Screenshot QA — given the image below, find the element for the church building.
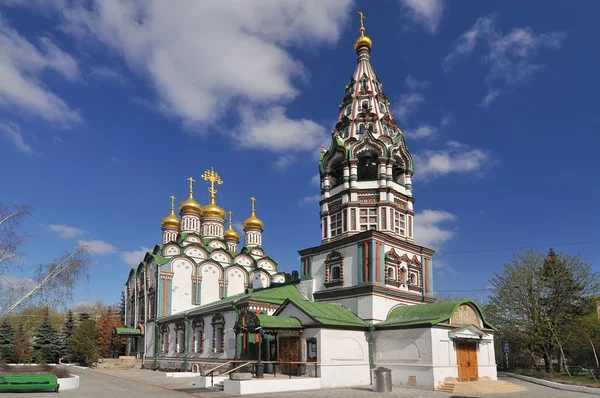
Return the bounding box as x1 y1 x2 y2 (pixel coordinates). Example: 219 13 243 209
122 13 497 391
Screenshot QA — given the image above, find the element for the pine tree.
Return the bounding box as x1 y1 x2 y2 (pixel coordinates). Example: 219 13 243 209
0 320 15 363
33 315 61 364
60 310 76 361
78 312 90 322
13 321 31 364
70 319 99 367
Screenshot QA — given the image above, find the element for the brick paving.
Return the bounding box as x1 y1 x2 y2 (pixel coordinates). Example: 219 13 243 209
0 367 595 398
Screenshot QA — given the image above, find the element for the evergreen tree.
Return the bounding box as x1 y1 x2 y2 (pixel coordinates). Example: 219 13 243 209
0 320 15 363
70 319 99 367
13 321 31 364
119 292 126 325
78 312 90 322
33 315 61 363
60 310 76 362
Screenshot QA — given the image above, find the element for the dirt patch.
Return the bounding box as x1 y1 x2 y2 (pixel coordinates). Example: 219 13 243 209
0 364 72 378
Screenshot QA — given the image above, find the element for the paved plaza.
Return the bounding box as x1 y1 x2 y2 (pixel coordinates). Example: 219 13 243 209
0 367 595 398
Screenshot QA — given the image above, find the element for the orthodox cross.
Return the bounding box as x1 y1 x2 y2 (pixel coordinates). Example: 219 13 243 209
250 196 257 212
358 11 366 32
201 167 223 199
187 177 195 193
169 195 176 211
227 210 233 227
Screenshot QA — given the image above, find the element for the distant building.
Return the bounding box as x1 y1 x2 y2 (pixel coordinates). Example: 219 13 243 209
123 13 496 391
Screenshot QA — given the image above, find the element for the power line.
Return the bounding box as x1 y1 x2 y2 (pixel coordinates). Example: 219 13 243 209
436 239 600 256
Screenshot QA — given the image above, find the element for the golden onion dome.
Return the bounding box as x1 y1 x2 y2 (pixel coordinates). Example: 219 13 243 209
161 208 180 229
179 193 202 215
202 198 226 219
224 211 240 243
243 197 263 231
354 11 372 52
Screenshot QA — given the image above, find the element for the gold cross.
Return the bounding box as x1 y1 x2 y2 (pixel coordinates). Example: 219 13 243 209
358 11 366 32
201 167 223 199
227 210 233 227
250 196 256 212
187 177 195 193
169 195 176 211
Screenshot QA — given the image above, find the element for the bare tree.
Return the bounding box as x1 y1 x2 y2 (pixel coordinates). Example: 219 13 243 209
0 203 33 279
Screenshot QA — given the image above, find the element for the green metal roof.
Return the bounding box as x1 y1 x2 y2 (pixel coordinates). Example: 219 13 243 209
256 314 302 329
115 327 143 336
285 299 368 327
377 299 495 329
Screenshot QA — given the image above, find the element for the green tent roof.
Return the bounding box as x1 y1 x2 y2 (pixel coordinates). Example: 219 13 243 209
377 299 495 329
115 327 143 336
256 314 302 329
283 299 368 327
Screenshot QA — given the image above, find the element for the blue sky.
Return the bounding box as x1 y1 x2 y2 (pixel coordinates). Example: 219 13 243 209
1 0 599 307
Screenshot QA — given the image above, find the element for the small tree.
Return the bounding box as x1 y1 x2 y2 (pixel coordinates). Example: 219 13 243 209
97 311 125 358
13 321 31 364
70 319 99 367
32 311 61 364
0 319 15 363
60 310 76 361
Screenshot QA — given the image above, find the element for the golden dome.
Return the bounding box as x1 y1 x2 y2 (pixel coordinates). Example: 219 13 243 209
179 193 202 215
354 11 372 52
202 198 226 219
224 211 240 243
162 196 181 229
243 197 263 231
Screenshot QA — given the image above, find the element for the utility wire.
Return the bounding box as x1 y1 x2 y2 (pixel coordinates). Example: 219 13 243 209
436 239 600 256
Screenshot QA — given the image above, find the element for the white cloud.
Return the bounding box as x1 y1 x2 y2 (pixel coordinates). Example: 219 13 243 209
405 75 429 91
121 247 151 266
233 221 244 235
48 224 86 238
78 240 116 254
440 113 452 126
393 93 425 120
414 141 492 180
57 0 351 152
273 154 297 170
0 122 33 154
0 15 82 126
310 174 321 187
414 209 457 248
298 194 321 206
403 124 437 140
91 66 126 84
400 0 444 34
444 14 566 105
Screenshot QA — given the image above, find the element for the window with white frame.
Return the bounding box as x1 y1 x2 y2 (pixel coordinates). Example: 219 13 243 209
359 209 378 231
330 212 342 237
394 211 406 236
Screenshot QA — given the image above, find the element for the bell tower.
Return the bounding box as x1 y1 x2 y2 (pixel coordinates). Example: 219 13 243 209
298 11 436 323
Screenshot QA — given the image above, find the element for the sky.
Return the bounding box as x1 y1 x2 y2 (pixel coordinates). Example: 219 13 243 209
1 0 599 308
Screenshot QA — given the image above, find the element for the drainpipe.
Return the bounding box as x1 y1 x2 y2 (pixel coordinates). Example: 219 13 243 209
184 313 190 371
232 301 241 361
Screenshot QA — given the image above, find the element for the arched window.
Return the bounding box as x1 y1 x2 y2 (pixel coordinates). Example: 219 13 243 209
386 266 395 280
192 318 204 354
325 250 344 287
409 273 416 285
357 156 378 180
160 324 169 354
175 322 185 353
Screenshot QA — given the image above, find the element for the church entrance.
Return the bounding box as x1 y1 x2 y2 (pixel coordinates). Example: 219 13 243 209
457 341 478 382
279 337 300 375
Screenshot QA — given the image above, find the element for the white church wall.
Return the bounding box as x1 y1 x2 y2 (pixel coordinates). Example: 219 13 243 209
200 263 221 305
371 296 418 324
310 244 359 292
250 271 269 289
431 327 458 387
226 267 246 296
145 321 155 358
171 258 194 314
477 337 497 381
319 329 371 388
374 327 435 389
276 304 314 325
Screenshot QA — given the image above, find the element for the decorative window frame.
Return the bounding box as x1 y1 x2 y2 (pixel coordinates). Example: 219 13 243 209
359 208 378 231
324 250 344 288
211 314 225 354
192 318 204 354
330 212 343 237
147 287 155 320
174 321 185 354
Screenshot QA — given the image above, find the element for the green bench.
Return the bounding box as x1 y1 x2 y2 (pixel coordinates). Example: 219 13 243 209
0 374 59 392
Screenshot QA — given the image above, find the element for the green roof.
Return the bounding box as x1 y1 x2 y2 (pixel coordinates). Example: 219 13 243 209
115 327 143 336
188 284 305 314
377 299 495 329
284 299 368 327
256 314 302 329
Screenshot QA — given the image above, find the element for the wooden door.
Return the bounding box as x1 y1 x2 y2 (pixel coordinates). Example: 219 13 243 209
279 337 300 375
457 341 478 382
